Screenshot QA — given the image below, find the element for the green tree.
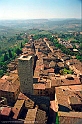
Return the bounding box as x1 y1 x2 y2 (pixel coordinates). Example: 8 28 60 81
15 48 22 56
8 49 12 58
0 70 4 77
16 35 23 40
76 55 82 62
79 43 82 50
20 42 23 48
56 113 59 124
24 39 27 43
60 68 73 75
3 52 8 61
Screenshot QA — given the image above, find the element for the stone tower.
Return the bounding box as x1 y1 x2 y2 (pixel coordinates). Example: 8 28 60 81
18 55 33 95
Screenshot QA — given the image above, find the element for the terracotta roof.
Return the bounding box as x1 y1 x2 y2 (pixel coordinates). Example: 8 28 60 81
0 107 11 116
49 61 56 68
7 63 16 68
18 92 34 109
43 38 48 41
36 109 47 123
1 75 9 80
55 85 82 112
68 85 82 91
0 79 7 83
0 79 20 92
66 59 82 74
25 107 37 122
6 73 19 83
41 70 48 76
50 100 58 112
51 79 62 87
47 68 54 73
45 81 51 89
12 100 24 119
58 111 82 118
35 64 44 70
57 62 64 68
69 96 82 105
61 77 81 85
18 92 29 100
51 77 81 87
34 71 40 77
33 83 45 90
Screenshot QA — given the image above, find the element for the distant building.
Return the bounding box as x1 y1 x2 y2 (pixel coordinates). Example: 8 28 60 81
18 55 33 95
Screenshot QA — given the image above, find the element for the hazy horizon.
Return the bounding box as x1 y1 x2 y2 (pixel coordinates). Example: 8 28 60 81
0 18 81 21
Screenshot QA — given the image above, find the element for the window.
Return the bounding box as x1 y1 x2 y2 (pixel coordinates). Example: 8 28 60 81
46 91 48 94
28 99 30 102
38 91 39 94
40 90 42 95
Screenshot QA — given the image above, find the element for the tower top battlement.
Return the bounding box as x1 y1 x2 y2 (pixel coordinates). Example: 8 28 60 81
18 55 32 61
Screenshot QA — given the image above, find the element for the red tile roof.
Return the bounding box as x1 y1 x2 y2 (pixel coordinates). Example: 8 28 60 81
0 107 11 116
18 92 29 100
0 79 20 92
55 85 82 111
33 83 45 90
51 77 81 87
12 100 24 119
58 111 82 118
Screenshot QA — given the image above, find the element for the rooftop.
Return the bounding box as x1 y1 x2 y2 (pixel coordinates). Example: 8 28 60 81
51 77 81 87
18 92 34 109
12 100 25 119
55 85 82 112
50 100 58 112
33 83 45 90
1 75 9 80
18 55 32 61
66 59 82 74
36 109 47 123
58 111 82 118
25 107 37 122
69 96 82 105
0 107 11 116
0 79 20 92
18 92 29 100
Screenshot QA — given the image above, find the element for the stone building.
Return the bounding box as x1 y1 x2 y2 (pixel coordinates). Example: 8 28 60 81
0 79 20 104
18 55 33 95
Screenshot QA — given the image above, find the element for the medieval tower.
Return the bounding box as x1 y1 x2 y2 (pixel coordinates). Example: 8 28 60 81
18 55 33 95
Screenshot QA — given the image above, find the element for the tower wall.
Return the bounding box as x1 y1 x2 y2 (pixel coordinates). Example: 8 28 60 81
18 55 33 95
